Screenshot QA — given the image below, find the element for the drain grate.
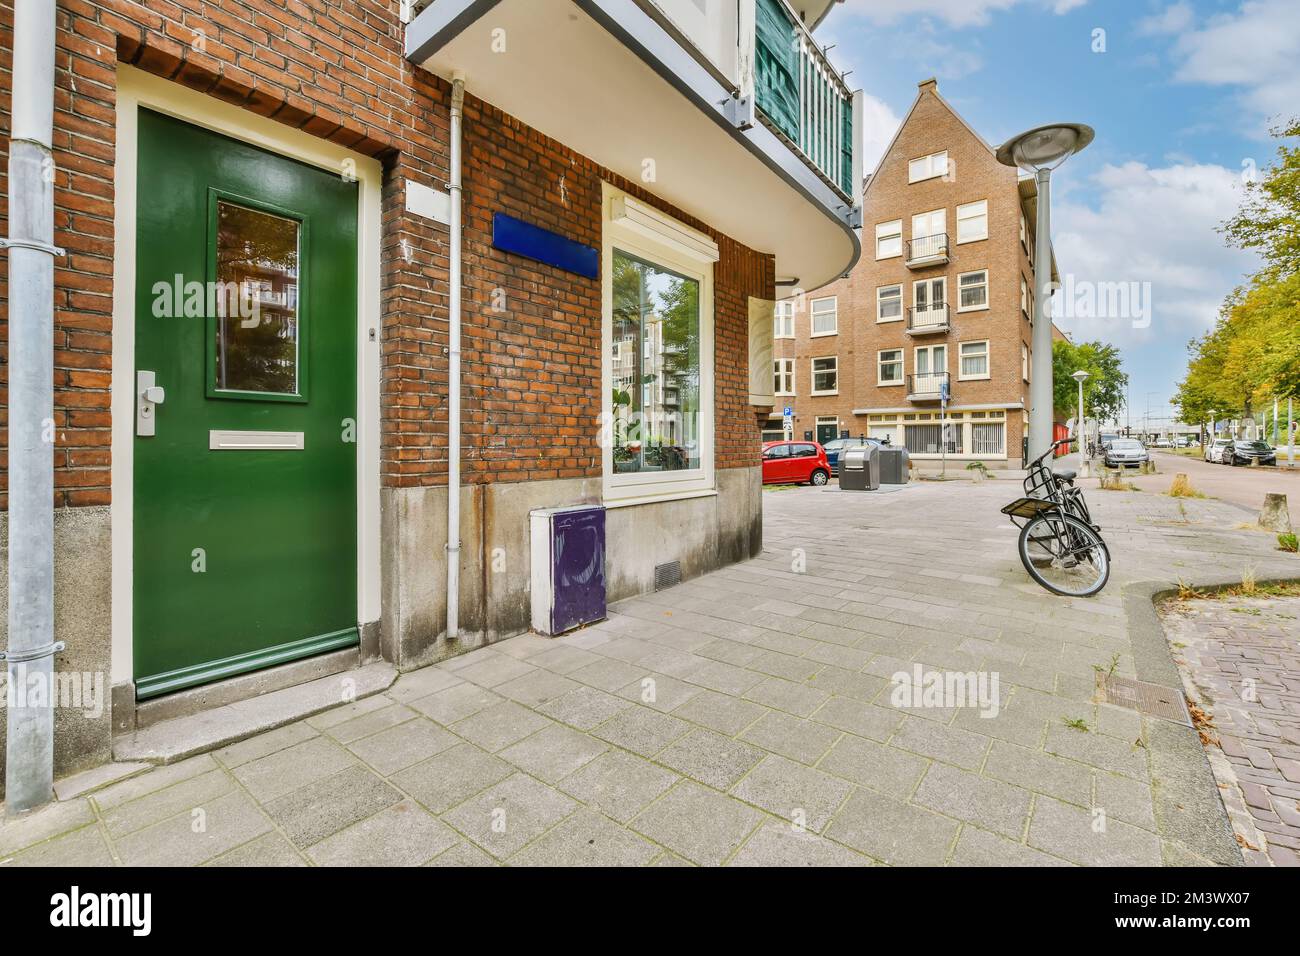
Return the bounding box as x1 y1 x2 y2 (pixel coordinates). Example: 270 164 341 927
1097 674 1191 725
654 560 681 591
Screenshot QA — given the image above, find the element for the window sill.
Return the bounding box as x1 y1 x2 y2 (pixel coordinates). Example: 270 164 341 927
603 488 719 510
810 330 838 338
875 252 902 261
958 375 991 382
877 316 903 324
956 304 989 314
878 381 904 388
810 390 839 397
955 236 988 245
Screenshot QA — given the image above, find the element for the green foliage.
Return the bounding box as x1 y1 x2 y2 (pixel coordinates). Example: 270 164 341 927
1279 532 1299 554
1052 339 1128 422
1178 119 1300 420
1221 117 1300 280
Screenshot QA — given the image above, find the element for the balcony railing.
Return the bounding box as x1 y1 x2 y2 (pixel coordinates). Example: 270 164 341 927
906 304 949 335
905 232 949 267
907 371 949 401
750 0 856 199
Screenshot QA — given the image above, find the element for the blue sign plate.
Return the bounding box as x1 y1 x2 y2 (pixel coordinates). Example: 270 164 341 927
492 212 599 279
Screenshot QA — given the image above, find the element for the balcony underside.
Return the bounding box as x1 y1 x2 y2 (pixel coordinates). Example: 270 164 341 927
406 0 859 291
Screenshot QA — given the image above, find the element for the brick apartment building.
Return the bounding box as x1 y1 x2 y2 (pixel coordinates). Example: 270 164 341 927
0 0 863 794
769 78 1059 470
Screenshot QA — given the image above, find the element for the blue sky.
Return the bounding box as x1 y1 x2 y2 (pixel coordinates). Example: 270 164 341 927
820 0 1297 428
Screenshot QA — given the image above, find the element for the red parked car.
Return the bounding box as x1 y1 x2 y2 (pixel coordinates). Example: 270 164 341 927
761 440 831 486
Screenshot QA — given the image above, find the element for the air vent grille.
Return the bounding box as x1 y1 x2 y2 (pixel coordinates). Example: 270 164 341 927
654 560 682 591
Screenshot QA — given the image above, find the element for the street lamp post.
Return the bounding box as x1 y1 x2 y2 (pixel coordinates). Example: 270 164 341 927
1072 369 1089 476
997 123 1094 462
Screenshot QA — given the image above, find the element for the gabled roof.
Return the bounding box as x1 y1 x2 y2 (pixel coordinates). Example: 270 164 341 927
861 77 996 204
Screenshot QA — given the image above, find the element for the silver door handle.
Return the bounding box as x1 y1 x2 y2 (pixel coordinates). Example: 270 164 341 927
137 371 164 437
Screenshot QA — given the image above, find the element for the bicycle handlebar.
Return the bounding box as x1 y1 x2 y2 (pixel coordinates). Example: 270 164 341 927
1027 435 1076 469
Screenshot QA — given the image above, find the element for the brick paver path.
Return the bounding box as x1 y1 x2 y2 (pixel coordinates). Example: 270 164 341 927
1163 595 1300 866
3 476 1297 866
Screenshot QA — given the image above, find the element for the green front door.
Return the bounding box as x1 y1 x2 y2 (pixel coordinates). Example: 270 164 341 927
816 421 838 445
133 110 359 699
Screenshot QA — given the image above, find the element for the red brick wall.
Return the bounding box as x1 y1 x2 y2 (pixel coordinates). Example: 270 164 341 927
0 0 772 507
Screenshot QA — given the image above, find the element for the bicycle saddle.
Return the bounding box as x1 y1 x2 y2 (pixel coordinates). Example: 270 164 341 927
1052 469 1077 482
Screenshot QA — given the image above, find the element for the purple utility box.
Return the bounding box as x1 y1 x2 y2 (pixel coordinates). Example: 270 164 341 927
529 505 607 636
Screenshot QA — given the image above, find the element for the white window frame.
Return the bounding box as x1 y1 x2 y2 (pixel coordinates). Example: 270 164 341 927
601 183 717 505
1022 343 1029 382
1019 211 1027 249
958 340 991 381
811 356 838 395
912 208 946 242
774 357 795 396
877 284 903 323
913 276 946 312
956 200 987 244
878 348 904 386
914 344 947 376
1021 276 1028 316
908 150 948 184
957 269 988 313
810 296 838 337
875 219 902 260
774 299 795 339
971 420 1007 457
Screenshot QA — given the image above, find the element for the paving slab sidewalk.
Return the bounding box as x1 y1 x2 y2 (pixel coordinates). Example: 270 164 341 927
3 478 1294 866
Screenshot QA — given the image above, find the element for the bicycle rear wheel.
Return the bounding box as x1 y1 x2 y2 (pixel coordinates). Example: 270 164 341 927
1018 511 1110 597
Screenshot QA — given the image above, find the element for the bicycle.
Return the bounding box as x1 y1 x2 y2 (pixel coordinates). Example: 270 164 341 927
1001 436 1110 597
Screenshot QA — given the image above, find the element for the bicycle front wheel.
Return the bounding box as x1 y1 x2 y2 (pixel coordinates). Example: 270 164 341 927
1018 511 1110 597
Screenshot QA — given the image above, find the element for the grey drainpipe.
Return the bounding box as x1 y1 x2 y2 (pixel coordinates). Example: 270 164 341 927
446 73 465 640
3 0 62 812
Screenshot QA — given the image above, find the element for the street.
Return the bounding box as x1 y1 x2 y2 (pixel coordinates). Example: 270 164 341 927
1124 451 1300 520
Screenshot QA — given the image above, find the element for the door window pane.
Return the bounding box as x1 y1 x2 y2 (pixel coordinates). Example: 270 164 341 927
611 250 701 474
214 201 301 395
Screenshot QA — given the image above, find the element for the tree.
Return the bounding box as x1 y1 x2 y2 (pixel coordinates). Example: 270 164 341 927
1221 118 1300 280
1052 339 1128 424
1175 118 1300 431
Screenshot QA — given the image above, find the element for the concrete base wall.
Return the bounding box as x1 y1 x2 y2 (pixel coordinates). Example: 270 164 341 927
0 507 114 800
380 466 763 670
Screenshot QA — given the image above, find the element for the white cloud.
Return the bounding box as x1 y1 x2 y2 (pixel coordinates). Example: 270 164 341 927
1164 0 1300 130
1051 162 1257 348
860 93 903 173
1136 2 1193 36
831 0 1082 27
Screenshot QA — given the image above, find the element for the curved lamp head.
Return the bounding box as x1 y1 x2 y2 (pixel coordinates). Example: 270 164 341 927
1071 369 1090 384
996 123 1095 173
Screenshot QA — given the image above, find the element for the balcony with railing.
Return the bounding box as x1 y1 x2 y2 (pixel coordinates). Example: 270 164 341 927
906 304 949 335
907 371 949 402
404 0 863 291
906 232 950 268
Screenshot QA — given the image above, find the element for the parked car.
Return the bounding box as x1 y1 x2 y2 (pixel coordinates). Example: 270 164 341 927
1204 437 1233 463
822 436 885 477
1104 438 1149 468
1223 439 1277 467
1097 433 1120 451
761 441 831 486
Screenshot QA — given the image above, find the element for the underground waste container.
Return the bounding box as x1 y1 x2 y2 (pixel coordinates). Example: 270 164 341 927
840 445 881 490
877 447 910 484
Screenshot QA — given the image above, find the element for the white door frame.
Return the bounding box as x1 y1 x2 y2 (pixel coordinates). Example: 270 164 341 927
110 66 383 686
